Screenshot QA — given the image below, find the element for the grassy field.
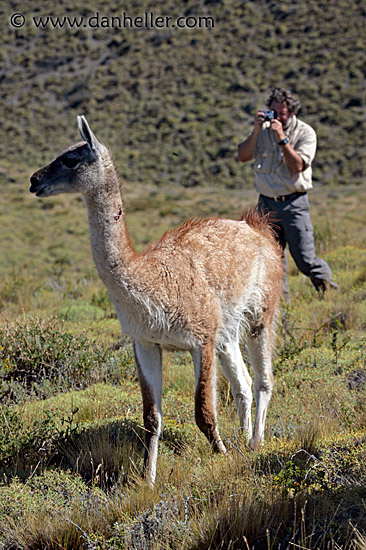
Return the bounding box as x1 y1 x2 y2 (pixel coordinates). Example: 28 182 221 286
1 0 366 547
1 178 366 548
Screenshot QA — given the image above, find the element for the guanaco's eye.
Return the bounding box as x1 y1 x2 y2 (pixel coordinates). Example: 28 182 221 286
62 156 79 168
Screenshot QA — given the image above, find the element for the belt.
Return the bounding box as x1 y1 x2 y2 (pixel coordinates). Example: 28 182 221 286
261 191 307 203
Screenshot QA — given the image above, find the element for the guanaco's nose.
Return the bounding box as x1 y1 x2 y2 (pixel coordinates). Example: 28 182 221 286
30 165 49 188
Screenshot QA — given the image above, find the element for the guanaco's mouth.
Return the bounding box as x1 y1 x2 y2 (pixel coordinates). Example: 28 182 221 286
29 174 54 197
29 181 50 197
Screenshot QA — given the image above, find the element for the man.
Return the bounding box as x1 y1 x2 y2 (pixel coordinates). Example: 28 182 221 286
237 87 337 301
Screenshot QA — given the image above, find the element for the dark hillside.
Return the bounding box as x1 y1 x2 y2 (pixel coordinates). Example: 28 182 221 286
1 0 365 190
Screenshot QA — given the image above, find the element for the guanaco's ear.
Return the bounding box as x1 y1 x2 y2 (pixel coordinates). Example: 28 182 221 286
77 115 103 156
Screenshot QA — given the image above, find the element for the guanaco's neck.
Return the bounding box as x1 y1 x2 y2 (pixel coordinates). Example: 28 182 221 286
83 160 136 287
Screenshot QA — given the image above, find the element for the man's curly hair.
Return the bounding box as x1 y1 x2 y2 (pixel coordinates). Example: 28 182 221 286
265 87 301 115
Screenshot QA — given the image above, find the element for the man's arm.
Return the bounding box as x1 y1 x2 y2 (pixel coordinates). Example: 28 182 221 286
237 111 264 162
270 119 304 174
280 141 305 174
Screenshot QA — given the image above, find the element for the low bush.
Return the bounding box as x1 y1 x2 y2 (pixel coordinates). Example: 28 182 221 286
0 317 135 403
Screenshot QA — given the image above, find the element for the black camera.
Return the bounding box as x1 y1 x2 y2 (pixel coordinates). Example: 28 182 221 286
262 110 276 122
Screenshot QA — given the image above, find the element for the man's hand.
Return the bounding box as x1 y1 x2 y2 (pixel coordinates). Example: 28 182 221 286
254 111 266 132
269 118 286 142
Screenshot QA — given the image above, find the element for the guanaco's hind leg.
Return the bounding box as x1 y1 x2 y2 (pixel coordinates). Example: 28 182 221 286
191 341 226 453
133 341 163 486
217 340 253 439
246 327 274 450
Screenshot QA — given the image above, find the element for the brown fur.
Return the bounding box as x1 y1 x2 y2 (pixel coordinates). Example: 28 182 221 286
239 205 279 244
194 339 223 452
146 217 220 253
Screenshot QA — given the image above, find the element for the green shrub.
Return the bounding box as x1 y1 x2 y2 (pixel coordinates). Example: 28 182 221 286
0 317 135 403
0 406 58 477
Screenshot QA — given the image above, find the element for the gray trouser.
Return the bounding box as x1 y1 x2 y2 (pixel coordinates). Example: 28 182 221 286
258 193 335 300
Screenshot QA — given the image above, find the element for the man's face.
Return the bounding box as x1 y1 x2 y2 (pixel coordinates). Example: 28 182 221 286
270 101 291 127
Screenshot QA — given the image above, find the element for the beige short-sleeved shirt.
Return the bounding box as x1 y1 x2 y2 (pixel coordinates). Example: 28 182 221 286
253 116 317 197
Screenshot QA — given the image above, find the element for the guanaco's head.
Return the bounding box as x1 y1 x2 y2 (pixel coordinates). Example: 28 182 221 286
30 116 108 197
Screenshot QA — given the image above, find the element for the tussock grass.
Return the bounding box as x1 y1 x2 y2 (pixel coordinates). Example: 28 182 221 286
55 419 146 488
